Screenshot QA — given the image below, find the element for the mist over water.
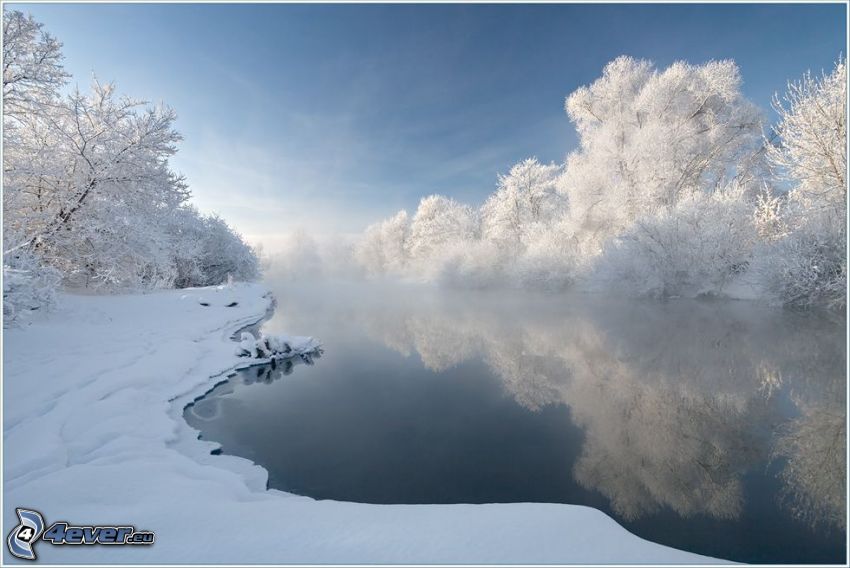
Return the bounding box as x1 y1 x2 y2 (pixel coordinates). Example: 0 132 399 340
186 278 846 563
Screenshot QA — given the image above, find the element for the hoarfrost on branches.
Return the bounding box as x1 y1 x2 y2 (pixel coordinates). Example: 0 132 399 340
3 10 261 316
347 56 845 308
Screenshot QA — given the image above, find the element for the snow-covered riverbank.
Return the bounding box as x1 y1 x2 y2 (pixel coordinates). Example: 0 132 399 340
4 284 724 564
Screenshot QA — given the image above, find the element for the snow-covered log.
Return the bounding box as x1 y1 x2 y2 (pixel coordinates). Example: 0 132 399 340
235 331 321 361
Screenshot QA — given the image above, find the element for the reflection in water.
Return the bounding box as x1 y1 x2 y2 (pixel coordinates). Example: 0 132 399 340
775 384 846 530
186 352 320 421
340 290 845 531
189 282 846 563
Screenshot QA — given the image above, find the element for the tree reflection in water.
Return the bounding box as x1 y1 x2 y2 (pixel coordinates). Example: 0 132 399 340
271 287 845 530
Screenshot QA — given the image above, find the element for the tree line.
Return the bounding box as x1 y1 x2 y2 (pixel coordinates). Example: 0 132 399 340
354 55 846 308
3 11 260 323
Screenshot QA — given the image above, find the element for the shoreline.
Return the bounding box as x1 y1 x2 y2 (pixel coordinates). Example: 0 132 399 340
3 283 724 564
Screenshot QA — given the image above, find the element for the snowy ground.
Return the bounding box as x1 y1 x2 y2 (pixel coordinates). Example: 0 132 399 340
3 283 725 564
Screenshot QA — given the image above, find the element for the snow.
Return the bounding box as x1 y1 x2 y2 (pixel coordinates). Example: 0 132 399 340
235 330 321 362
4 283 725 564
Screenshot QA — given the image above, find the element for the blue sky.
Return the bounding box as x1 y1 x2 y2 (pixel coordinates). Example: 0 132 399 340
13 3 847 246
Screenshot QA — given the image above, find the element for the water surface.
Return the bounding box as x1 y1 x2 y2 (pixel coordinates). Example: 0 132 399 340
185 282 846 564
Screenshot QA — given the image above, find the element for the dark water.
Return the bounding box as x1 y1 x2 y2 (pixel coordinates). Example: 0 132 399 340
184 282 846 564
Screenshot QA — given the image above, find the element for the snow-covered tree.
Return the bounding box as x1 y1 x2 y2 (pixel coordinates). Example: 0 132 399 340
434 239 507 289
2 10 70 314
195 214 260 285
160 204 207 288
767 60 846 218
2 10 260 308
405 195 478 264
756 60 847 308
480 158 563 250
2 10 68 120
5 79 189 288
355 210 410 276
561 56 763 254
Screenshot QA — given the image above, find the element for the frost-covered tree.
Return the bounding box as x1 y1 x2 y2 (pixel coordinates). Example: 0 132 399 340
5 79 189 287
195 214 260 285
434 239 507 289
561 56 763 253
3 11 259 307
161 206 260 288
355 210 410 276
342 54 843 306
405 195 477 264
756 60 847 308
480 158 563 250
2 10 68 120
163 205 203 287
767 60 846 217
3 10 69 316
3 10 69 255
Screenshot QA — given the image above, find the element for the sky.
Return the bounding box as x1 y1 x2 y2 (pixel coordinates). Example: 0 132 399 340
12 3 847 248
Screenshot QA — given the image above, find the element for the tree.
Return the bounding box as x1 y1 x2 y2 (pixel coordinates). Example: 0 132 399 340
6 80 189 287
2 10 260 303
355 210 410 276
767 60 846 218
480 158 563 250
405 195 477 263
346 54 842 306
757 60 847 308
561 56 763 253
2 10 68 120
196 214 260 285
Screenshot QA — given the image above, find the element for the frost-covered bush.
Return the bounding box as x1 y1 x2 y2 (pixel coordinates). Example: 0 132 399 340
510 221 577 290
755 219 846 309
3 250 61 326
594 187 757 298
